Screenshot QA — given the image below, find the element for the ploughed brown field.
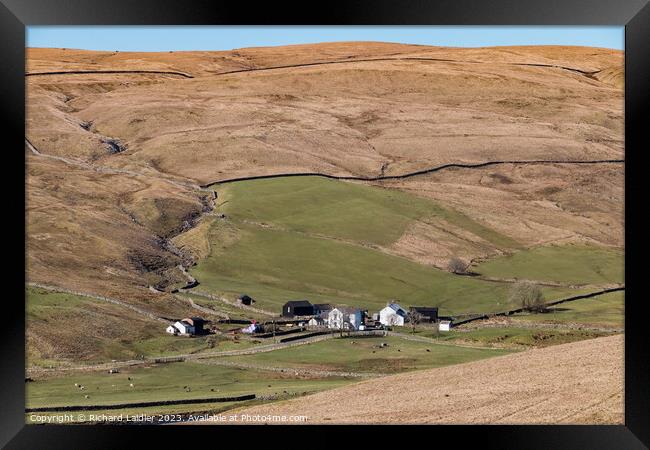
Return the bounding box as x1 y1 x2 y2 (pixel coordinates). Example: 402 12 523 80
232 334 624 424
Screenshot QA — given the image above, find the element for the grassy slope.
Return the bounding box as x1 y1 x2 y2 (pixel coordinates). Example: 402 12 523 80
433 327 615 348
26 287 254 366
510 291 624 327
191 177 570 315
219 177 519 248
475 244 624 285
224 336 510 373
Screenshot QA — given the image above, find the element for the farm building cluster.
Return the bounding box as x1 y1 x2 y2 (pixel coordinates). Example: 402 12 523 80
164 298 451 338
283 300 451 331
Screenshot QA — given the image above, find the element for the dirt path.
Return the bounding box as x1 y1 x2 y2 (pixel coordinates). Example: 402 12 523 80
172 293 229 320
232 334 624 424
182 288 278 317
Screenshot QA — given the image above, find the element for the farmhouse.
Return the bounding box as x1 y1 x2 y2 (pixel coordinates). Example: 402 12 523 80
327 307 363 330
379 303 408 326
282 300 314 317
166 317 206 336
409 306 439 323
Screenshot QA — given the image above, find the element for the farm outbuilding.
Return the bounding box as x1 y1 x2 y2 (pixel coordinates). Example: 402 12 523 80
439 320 452 332
409 306 439 323
313 303 333 315
308 316 326 328
282 300 315 317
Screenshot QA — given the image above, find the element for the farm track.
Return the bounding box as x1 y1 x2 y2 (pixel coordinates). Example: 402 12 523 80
26 329 481 377
26 332 340 376
181 288 278 317
172 293 230 320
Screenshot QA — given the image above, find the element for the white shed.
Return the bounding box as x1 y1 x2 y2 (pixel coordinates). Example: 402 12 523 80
439 320 452 332
308 316 325 328
379 303 408 327
166 325 178 335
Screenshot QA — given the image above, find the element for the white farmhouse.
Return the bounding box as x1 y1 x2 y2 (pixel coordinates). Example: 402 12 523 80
174 320 195 335
327 307 363 330
165 317 205 336
379 303 408 327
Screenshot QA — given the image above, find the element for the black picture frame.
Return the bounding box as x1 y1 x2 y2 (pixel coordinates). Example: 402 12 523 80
2 0 648 447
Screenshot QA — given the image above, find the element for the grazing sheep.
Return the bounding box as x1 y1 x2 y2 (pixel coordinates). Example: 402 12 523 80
74 383 78 387
84 395 89 399
80 386 85 390
129 383 134 388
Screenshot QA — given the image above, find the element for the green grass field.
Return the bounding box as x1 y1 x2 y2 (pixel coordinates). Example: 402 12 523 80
27 362 351 411
223 335 511 373
510 291 624 328
431 327 616 348
475 244 624 285
217 177 519 248
188 177 575 315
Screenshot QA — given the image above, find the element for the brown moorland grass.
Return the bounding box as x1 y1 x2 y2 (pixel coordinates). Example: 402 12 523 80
27 43 623 182
232 334 623 424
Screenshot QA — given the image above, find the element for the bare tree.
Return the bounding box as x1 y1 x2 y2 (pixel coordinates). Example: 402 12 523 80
447 257 467 274
407 310 424 333
509 281 546 312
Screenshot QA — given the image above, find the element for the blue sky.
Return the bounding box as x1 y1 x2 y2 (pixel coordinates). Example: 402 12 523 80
27 26 624 52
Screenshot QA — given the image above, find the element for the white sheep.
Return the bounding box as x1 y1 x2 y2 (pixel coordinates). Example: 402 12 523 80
129 383 134 388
